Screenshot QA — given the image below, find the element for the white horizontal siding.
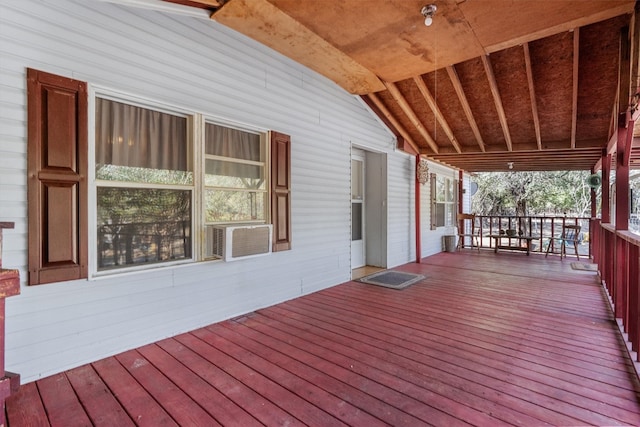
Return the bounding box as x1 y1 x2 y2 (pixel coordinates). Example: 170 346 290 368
0 0 440 382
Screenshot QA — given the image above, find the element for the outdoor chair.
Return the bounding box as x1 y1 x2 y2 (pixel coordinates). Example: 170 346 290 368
545 224 581 260
456 213 480 251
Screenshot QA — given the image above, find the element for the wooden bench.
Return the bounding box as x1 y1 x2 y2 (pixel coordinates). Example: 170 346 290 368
489 234 536 256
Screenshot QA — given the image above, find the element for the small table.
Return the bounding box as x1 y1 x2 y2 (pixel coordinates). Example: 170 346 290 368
489 234 537 255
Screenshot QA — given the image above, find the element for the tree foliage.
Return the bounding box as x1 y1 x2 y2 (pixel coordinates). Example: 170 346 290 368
471 171 598 217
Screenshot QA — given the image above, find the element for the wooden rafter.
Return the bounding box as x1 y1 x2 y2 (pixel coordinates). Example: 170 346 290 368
383 81 439 153
365 93 421 155
431 136 604 155
211 0 385 95
633 3 640 96
571 29 580 149
445 66 485 152
523 43 542 151
481 55 513 152
620 24 633 120
190 0 223 6
433 149 602 161
482 2 635 54
412 76 461 154
165 0 225 9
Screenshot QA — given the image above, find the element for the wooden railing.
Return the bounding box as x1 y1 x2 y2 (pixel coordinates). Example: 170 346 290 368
0 223 20 426
594 221 640 371
465 215 591 257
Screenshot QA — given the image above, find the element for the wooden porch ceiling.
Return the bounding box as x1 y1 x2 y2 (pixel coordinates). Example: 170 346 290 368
166 0 640 172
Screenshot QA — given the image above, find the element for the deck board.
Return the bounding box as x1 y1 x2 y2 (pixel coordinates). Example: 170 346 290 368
136 342 261 427
6 251 640 426
65 364 135 427
91 356 178 426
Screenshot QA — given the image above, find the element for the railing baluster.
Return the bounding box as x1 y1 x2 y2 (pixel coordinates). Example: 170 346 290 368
597 223 640 382
472 214 591 256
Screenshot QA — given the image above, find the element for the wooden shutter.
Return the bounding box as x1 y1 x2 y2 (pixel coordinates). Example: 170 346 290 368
27 69 88 285
270 131 291 251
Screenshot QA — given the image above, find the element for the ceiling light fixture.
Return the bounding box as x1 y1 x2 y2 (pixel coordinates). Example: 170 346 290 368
507 162 514 170
421 4 437 27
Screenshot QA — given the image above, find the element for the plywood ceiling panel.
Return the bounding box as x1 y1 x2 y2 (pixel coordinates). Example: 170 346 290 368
454 57 507 151
576 15 625 143
212 0 385 94
194 0 639 170
529 31 574 147
460 0 634 53
267 0 485 83
489 46 535 147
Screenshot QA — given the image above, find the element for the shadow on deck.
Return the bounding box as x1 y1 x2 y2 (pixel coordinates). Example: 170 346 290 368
6 250 640 426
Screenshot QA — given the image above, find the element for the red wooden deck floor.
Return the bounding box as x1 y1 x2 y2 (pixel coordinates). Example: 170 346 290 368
6 251 640 426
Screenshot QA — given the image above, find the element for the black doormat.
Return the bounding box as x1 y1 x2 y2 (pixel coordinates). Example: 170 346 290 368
356 270 425 290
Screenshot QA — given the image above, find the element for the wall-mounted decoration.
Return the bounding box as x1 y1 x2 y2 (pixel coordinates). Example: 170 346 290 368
417 159 429 184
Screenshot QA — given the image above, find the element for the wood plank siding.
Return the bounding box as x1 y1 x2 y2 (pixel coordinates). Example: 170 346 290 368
7 251 640 426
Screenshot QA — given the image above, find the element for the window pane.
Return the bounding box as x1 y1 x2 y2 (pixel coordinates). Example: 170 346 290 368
446 178 454 202
436 176 446 201
205 123 262 161
205 159 265 189
95 98 191 185
352 202 363 241
446 203 455 226
205 189 265 222
97 187 192 270
351 159 363 200
96 164 192 185
435 203 446 227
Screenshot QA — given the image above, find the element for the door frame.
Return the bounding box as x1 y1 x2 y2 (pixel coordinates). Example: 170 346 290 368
351 146 388 271
351 149 366 269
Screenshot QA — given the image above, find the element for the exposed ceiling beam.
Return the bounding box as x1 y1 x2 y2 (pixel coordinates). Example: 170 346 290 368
211 0 385 94
412 76 461 154
610 100 618 138
607 131 618 154
481 2 635 54
432 149 603 160
571 29 580 149
633 4 640 95
445 66 485 152
619 24 633 119
632 6 640 136
383 81 439 153
100 0 210 17
481 55 513 151
432 137 607 154
522 43 542 151
594 157 602 171
190 0 222 6
439 158 599 165
365 93 421 155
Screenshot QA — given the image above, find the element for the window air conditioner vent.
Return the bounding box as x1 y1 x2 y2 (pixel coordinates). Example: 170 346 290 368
206 224 272 261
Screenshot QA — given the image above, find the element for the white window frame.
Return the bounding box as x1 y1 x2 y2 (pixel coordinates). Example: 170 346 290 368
88 87 269 277
202 118 269 226
431 173 457 229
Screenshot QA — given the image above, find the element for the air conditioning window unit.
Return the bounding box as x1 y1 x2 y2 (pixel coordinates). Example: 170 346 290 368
206 224 272 261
